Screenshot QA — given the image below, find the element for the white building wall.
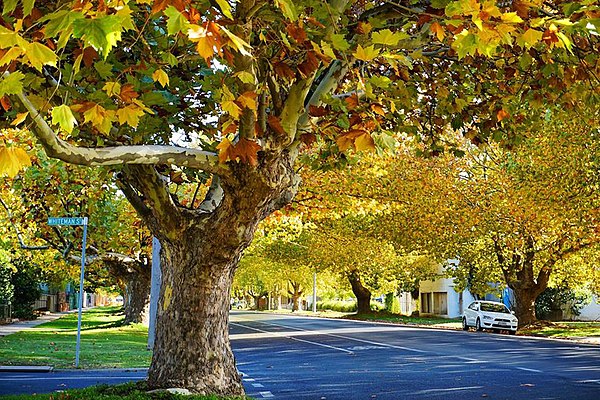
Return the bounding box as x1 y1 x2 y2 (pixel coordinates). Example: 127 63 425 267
571 295 600 321
418 262 477 318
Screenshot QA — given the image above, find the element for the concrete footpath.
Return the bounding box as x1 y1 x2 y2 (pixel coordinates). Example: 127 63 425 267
0 311 71 337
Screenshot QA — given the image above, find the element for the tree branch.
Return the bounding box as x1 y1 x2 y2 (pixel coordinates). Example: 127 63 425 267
13 82 221 173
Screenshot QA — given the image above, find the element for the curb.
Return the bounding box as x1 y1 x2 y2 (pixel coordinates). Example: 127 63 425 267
0 366 54 373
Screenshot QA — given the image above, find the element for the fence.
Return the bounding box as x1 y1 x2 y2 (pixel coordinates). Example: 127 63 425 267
0 301 11 322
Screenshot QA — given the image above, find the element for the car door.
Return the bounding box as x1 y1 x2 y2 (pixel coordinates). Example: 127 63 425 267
466 302 479 325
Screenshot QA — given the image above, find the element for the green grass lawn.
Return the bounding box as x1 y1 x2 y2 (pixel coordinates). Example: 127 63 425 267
0 307 151 369
521 321 600 339
346 311 462 328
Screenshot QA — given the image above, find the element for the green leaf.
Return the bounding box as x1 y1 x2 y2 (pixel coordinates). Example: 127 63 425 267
451 31 478 59
22 0 35 16
164 6 188 35
0 71 24 96
519 29 543 48
330 34 350 51
94 61 114 78
275 0 298 21
431 0 451 8
43 10 84 38
51 105 77 134
24 42 57 71
72 15 123 58
2 0 18 15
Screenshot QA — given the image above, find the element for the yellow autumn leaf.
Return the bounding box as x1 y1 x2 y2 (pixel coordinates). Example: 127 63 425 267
0 146 31 178
520 28 543 48
116 105 145 128
237 91 257 110
355 132 375 152
103 81 122 97
216 137 236 163
24 42 57 72
83 104 114 134
501 12 523 24
222 100 241 119
10 112 28 126
220 26 252 57
152 69 169 87
353 44 380 61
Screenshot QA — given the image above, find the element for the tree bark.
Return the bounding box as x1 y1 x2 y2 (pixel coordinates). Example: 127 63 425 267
123 272 151 325
147 241 243 395
125 152 300 394
288 281 303 312
348 271 372 314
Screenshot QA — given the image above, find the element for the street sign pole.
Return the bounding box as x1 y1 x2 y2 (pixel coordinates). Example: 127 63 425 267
48 216 88 368
74 217 88 368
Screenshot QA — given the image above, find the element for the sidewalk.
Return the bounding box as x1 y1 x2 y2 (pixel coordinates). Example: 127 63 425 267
0 311 71 337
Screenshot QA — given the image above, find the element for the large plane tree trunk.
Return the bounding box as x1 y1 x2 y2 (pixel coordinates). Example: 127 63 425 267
348 271 372 314
494 236 551 327
119 152 299 394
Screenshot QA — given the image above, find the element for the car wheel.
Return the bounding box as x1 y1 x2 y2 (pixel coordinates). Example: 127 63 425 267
476 318 483 331
462 317 469 331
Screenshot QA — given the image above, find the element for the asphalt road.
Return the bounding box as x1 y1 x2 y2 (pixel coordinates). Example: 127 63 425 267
1 311 599 399
230 312 600 400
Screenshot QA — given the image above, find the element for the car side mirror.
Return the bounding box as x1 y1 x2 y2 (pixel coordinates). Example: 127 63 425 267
510 311 515 315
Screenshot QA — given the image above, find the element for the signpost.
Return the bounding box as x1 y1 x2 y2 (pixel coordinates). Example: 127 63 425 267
48 216 88 368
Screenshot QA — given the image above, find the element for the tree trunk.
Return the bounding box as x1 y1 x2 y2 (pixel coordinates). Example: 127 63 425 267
123 273 151 325
512 287 539 326
288 281 303 312
348 271 372 314
147 241 243 395
136 153 300 395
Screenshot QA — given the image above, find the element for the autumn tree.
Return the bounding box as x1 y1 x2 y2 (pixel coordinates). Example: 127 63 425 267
0 131 152 323
1 0 598 394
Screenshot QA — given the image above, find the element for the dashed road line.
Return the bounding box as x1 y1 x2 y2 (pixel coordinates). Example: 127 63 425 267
230 322 354 355
516 367 543 373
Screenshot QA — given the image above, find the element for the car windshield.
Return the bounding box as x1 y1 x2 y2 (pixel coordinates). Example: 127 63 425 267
480 303 510 313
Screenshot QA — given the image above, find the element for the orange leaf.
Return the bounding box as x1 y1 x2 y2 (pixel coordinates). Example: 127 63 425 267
370 103 385 116
497 109 510 122
237 91 258 110
298 51 319 78
216 138 236 163
345 93 359 110
119 84 139 103
0 96 11 111
286 23 307 43
234 138 261 166
430 22 445 42
267 115 287 136
309 105 328 117
336 134 354 151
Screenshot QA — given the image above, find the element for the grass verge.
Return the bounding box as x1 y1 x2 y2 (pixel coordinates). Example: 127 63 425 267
0 382 247 400
520 321 600 339
0 307 150 369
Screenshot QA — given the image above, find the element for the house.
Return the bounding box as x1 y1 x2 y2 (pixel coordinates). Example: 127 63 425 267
400 262 506 318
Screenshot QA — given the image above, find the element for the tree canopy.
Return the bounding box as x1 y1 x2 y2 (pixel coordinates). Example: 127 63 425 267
0 0 599 395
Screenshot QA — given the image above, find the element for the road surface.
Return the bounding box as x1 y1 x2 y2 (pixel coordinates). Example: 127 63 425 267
1 311 599 399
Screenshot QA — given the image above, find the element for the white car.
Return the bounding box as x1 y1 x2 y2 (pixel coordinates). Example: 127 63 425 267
462 300 518 334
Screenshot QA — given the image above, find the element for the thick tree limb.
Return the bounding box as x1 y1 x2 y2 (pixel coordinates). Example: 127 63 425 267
14 87 220 173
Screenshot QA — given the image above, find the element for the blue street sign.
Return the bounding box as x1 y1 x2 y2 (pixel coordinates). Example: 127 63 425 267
48 217 87 226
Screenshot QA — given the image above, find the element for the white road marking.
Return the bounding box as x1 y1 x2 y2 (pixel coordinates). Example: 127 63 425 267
259 391 274 398
414 386 484 394
252 383 265 388
235 319 427 354
230 322 354 355
516 367 543 373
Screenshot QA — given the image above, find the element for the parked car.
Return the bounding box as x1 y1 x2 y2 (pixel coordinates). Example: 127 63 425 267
462 300 518 334
230 299 247 309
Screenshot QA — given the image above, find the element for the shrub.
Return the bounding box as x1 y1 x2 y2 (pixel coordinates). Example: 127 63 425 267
11 260 42 320
317 300 357 312
536 286 590 320
384 293 400 314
